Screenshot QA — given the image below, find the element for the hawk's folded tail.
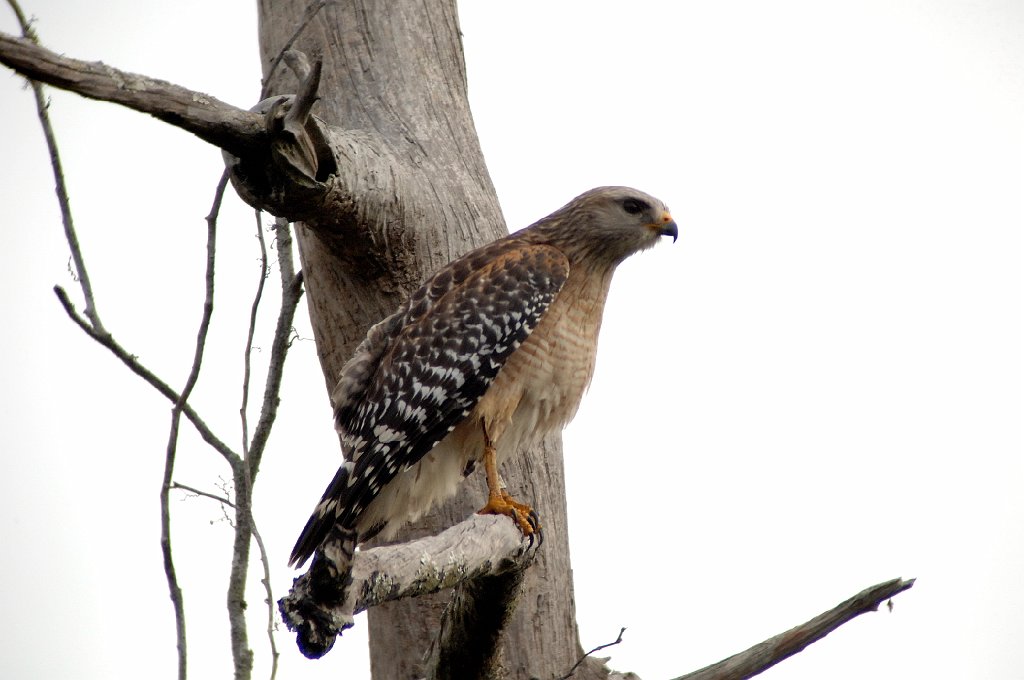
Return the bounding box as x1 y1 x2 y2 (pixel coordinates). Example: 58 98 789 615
287 507 360 656
285 525 358 658
285 463 361 657
289 462 354 568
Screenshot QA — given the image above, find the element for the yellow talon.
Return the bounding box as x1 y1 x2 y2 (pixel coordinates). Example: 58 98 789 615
476 423 540 535
478 489 539 535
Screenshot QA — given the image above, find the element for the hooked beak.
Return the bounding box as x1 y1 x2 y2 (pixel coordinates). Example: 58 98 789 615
653 212 678 243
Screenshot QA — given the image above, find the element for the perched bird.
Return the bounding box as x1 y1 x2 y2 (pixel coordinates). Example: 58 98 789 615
289 186 677 575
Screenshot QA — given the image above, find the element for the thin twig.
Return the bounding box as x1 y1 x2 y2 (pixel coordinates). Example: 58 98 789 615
244 215 300 680
160 169 228 680
160 449 187 680
52 287 240 465
241 209 269 458
213 477 237 526
246 219 303 479
171 481 235 508
558 627 627 680
251 515 280 680
223 259 302 675
6 0 101 329
239 212 286 680
228 465 255 678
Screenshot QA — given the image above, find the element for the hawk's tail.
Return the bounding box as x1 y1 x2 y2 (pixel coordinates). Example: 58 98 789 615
285 463 360 658
289 462 355 568
285 523 359 658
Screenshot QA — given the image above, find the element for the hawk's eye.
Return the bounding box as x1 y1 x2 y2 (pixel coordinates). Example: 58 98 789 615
621 198 647 215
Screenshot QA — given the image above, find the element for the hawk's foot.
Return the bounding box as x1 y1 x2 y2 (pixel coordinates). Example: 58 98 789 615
477 489 541 536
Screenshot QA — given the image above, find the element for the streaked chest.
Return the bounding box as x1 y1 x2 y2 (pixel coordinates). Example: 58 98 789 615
475 264 614 449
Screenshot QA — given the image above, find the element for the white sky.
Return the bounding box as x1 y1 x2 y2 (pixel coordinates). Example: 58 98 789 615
1 1 1021 679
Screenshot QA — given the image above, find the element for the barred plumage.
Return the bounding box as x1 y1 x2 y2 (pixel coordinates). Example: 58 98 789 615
289 186 677 588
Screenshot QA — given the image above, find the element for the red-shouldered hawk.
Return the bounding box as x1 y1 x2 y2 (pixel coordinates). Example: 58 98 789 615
289 185 676 595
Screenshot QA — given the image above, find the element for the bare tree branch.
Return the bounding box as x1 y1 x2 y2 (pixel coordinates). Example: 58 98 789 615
247 264 304 479
160 447 187 680
241 209 269 459
171 476 279 680
674 577 916 680
251 514 280 680
0 31 266 156
559 628 627 680
159 168 227 680
6 5 235 677
227 213 303 680
228 467 255 679
42 160 294 680
238 213 301 680
52 287 241 465
5 0 102 330
0 31 397 235
171 481 234 508
280 514 539 659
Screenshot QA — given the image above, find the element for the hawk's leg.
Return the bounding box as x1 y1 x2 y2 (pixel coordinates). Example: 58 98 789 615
476 425 539 535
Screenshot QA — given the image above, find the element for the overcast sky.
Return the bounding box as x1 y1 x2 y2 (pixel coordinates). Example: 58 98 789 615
1 1 1021 679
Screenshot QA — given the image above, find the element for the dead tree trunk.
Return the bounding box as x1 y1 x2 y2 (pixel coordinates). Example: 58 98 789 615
255 1 599 677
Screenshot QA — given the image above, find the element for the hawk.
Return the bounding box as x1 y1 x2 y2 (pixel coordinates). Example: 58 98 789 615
289 186 676 577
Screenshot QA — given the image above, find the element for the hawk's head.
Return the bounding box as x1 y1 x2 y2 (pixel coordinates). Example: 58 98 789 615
532 186 677 265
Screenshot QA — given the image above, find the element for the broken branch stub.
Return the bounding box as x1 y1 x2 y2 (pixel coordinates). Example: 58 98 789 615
223 53 334 220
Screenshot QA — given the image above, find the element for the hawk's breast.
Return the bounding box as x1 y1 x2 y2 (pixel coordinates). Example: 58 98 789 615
474 263 615 458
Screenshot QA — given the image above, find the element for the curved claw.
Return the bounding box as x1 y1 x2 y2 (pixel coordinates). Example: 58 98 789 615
526 508 544 549
477 490 541 538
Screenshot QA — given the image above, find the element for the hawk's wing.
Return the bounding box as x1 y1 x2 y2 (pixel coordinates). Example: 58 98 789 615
289 241 569 566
